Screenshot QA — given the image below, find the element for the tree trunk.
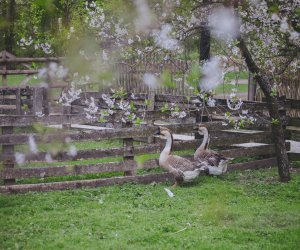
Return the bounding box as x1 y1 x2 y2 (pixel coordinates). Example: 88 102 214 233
264 95 290 182
199 0 211 63
237 38 291 182
5 0 15 53
199 25 210 62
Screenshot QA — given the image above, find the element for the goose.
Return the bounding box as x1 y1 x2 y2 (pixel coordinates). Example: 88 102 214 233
194 125 231 175
156 126 202 187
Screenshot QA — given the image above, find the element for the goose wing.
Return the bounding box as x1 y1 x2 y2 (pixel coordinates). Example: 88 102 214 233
195 149 227 167
167 155 196 172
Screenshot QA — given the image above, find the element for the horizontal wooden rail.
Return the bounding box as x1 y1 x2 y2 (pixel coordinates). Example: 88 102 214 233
0 156 281 194
0 99 31 105
0 142 277 180
0 124 271 145
0 69 38 75
288 153 300 161
0 57 63 63
227 158 277 171
0 160 137 179
0 172 174 194
0 136 274 163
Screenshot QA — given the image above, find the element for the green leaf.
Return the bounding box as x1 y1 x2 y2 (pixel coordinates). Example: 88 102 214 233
160 70 176 88
186 63 201 88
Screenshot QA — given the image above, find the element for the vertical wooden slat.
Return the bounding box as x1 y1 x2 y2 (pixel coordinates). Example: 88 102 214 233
42 87 49 115
15 88 21 115
123 123 135 176
248 72 256 101
32 87 44 115
2 51 8 86
2 126 15 185
147 92 156 143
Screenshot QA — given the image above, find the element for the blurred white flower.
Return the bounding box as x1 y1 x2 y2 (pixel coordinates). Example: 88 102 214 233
67 145 77 157
199 57 223 91
209 7 241 41
134 0 154 33
28 135 38 154
152 24 180 51
15 152 25 165
143 73 159 89
45 153 53 162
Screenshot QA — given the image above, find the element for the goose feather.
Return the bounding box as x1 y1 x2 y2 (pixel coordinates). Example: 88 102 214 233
194 125 231 175
157 127 201 186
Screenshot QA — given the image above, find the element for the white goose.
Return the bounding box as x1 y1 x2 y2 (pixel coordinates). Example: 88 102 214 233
156 126 202 187
194 125 231 175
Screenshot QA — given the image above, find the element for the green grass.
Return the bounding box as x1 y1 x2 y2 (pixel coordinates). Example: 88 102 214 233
214 83 248 95
2 75 41 86
0 168 299 250
225 71 249 81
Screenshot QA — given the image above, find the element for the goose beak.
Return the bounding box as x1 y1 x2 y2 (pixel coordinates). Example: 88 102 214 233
193 125 199 131
154 127 161 135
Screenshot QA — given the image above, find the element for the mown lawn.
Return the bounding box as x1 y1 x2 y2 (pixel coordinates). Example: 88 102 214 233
0 168 299 250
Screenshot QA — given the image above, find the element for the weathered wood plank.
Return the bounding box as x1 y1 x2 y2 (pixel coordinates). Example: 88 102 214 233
1 126 15 185
288 118 300 127
228 158 277 171
0 57 62 63
288 99 300 109
0 126 271 147
32 88 44 115
220 144 275 158
0 160 137 179
0 172 174 194
288 153 300 161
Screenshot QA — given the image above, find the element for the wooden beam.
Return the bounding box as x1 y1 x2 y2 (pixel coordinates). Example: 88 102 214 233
1 126 15 184
228 158 277 171
0 160 137 179
0 172 174 194
288 153 300 161
0 57 63 63
0 69 38 75
0 127 271 146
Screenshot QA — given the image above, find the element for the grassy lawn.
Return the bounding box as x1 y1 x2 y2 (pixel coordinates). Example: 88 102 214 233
2 75 41 86
3 72 249 95
214 83 248 95
0 168 299 250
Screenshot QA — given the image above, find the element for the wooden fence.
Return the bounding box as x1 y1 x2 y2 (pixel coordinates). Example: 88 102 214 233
0 87 299 194
0 50 191 95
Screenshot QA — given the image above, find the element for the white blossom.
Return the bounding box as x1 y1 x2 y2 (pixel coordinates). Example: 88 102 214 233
35 112 45 118
199 57 223 91
28 135 38 154
209 7 241 41
143 73 159 89
134 0 154 33
45 153 53 162
15 152 26 165
207 97 216 107
67 145 77 157
84 97 99 120
152 24 180 51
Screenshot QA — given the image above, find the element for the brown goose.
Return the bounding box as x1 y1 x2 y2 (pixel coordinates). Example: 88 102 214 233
194 125 231 175
156 127 201 187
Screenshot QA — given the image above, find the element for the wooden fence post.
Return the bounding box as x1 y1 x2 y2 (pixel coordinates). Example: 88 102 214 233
42 87 49 115
32 87 44 115
248 72 256 101
1 51 8 86
123 123 135 176
2 126 15 185
15 88 21 115
147 92 156 144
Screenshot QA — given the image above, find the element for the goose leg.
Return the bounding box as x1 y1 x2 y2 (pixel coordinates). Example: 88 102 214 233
171 181 178 188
